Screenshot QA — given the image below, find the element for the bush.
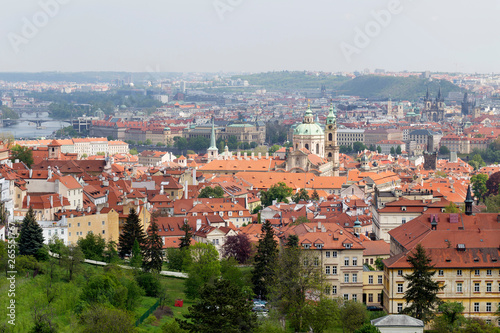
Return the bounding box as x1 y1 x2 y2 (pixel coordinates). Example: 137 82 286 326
143 314 157 325
136 273 162 297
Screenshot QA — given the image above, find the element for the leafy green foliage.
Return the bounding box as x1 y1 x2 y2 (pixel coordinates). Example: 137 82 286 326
10 144 34 167
78 305 137 333
471 174 488 202
260 182 293 207
353 142 367 153
179 222 193 249
129 148 138 155
484 194 500 213
266 120 289 145
304 298 339 333
291 188 309 203
469 153 486 170
184 243 221 299
129 239 143 269
177 278 257 333
198 186 225 198
77 232 106 260
340 300 369 333
432 301 465 333
486 171 500 197
19 207 44 256
374 258 385 271
251 220 278 299
268 144 281 154
444 202 461 213
439 145 450 155
402 244 443 323
354 324 381 333
136 272 162 297
0 106 20 119
118 208 146 258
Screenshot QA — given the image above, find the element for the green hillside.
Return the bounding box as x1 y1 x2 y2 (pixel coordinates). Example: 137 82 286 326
231 71 350 90
231 72 464 100
339 75 463 100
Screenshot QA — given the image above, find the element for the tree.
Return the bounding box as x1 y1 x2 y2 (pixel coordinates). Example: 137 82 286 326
179 221 193 249
18 207 44 256
369 144 376 152
260 182 293 207
374 258 384 271
184 243 221 299
439 145 450 155
198 186 225 198
484 194 500 213
352 142 366 153
273 246 323 331
77 232 106 260
444 202 461 213
486 171 500 197
311 189 320 201
390 147 396 155
145 139 152 145
304 298 340 333
251 220 278 299
471 174 488 203
340 300 369 333
432 301 465 333
396 145 402 155
78 305 137 333
129 148 138 155
156 142 165 146
61 245 84 281
177 278 257 333
129 239 143 269
402 243 443 323
292 216 310 225
291 188 309 203
118 208 146 258
222 233 252 264
377 146 382 153
10 144 34 167
142 214 164 273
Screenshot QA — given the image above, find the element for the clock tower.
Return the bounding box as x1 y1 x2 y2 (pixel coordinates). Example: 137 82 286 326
324 103 340 176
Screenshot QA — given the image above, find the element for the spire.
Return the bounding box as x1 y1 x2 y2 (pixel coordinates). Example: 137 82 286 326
463 91 468 103
326 103 336 125
209 117 216 149
437 87 443 101
465 184 473 216
425 87 430 101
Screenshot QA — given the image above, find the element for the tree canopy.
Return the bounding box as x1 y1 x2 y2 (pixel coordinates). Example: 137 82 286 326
18 207 44 257
471 173 488 203
251 220 278 299
198 186 225 198
118 208 147 258
10 144 34 167
260 182 293 207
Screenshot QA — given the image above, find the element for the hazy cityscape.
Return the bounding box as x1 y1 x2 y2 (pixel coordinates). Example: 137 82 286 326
2 1 500 333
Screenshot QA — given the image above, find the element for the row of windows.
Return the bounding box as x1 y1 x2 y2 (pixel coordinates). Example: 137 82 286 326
368 275 383 284
367 293 382 303
69 230 105 237
456 282 499 293
344 273 358 283
440 269 499 276
69 221 106 228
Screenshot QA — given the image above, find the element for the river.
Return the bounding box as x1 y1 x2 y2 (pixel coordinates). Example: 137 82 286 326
0 113 71 139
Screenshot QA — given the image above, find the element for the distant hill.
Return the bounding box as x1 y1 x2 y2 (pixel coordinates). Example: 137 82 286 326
0 72 182 83
338 76 463 101
231 71 350 90
231 72 464 100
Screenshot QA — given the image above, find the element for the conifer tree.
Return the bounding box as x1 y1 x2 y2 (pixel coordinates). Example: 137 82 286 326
18 207 44 256
179 221 192 249
402 243 443 323
251 220 278 299
142 214 164 273
118 208 147 258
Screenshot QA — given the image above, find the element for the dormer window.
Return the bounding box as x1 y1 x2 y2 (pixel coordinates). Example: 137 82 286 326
239 211 243 216
315 244 323 249
303 244 311 249
344 243 352 249
401 206 406 211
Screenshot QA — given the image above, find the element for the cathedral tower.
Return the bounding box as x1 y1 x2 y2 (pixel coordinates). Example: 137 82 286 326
324 103 340 176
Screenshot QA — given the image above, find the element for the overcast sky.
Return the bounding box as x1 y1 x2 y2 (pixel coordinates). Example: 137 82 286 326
1 0 499 73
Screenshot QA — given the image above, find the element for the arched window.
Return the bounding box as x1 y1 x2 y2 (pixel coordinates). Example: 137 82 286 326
328 152 332 157
296 143 298 149
305 143 309 150
328 133 332 141
316 144 319 153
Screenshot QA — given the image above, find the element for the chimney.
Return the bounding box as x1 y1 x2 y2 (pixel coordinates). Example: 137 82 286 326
160 185 164 195
184 180 188 199
251 152 255 159
266 152 269 159
244 152 247 160
50 196 53 208
237 151 241 160
27 195 30 208
318 221 321 230
192 168 197 186
29 169 33 178
258 152 261 159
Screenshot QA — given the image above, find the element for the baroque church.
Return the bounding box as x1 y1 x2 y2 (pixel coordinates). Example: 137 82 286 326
277 104 340 176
